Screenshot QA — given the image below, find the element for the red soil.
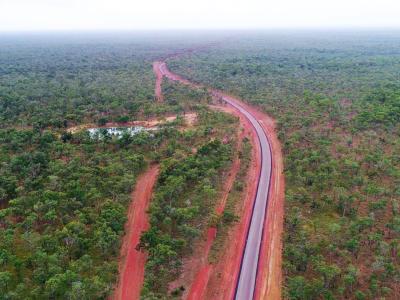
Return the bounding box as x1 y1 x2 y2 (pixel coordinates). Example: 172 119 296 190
158 61 285 300
153 62 164 102
113 165 159 300
186 228 216 300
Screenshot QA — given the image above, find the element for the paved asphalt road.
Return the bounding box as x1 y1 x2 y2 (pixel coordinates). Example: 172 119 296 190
217 93 272 300
159 63 272 300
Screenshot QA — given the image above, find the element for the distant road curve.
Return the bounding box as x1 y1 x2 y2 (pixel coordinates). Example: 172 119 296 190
157 61 273 299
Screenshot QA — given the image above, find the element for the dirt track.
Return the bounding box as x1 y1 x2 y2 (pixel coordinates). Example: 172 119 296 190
113 165 159 300
153 62 164 102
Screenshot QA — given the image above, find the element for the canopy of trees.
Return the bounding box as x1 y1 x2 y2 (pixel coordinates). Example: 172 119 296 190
169 31 400 299
0 34 239 299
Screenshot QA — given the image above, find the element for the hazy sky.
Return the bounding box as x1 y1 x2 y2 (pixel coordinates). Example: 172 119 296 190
1 0 400 31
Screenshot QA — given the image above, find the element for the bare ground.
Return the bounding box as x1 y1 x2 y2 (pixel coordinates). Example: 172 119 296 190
113 165 159 300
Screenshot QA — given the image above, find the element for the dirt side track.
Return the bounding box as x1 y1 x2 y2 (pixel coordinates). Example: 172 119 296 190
153 62 164 102
113 165 159 300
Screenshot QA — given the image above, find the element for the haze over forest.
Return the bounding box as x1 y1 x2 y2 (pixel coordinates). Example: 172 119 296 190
1 0 400 31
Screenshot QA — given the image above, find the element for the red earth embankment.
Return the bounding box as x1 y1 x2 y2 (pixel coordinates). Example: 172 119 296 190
113 165 159 300
252 107 285 300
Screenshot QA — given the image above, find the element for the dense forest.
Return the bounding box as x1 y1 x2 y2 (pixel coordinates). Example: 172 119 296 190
169 31 400 299
0 33 240 299
2 31 400 299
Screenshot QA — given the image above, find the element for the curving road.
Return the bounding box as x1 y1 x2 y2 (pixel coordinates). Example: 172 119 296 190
157 62 272 300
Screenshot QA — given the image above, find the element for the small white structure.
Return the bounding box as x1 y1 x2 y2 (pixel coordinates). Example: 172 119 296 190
87 126 153 139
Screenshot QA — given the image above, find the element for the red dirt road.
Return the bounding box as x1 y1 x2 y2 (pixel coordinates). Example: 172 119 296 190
113 165 159 300
153 62 164 102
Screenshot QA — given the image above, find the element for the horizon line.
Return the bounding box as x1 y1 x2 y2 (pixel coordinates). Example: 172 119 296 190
1 26 400 34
